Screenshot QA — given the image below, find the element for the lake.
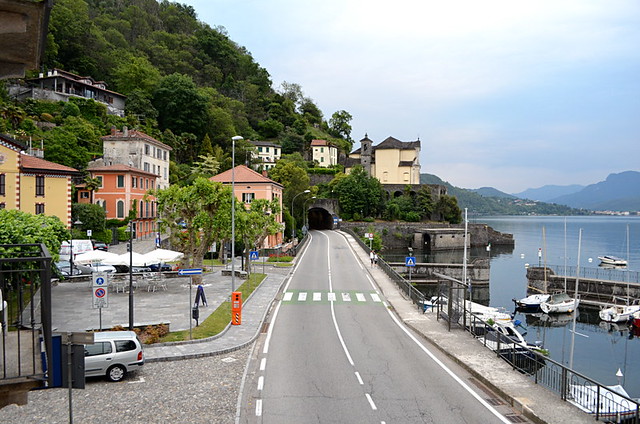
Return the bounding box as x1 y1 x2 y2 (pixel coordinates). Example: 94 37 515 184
386 215 640 397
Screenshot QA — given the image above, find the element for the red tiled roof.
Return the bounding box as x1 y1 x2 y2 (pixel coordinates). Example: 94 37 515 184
20 154 80 174
102 129 172 150
87 164 158 177
210 165 282 187
311 139 329 146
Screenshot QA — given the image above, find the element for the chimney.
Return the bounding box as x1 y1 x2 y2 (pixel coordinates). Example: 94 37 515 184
262 171 268 177
123 126 128 137
110 125 116 135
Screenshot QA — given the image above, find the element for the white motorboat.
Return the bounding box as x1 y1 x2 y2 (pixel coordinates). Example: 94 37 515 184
540 292 579 314
513 293 550 312
599 301 640 323
598 255 628 267
569 383 640 420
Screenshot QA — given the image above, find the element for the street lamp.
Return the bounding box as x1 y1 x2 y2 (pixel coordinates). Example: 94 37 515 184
291 189 310 240
69 218 82 275
231 135 243 293
127 221 134 330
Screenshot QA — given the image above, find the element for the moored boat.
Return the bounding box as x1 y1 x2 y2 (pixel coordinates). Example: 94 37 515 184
569 383 640 420
599 301 640 323
513 293 550 312
540 292 579 314
598 255 628 267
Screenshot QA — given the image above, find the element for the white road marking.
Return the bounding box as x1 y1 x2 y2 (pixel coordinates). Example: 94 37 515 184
127 376 145 384
341 292 351 302
313 292 322 301
356 293 366 302
283 292 293 301
298 292 307 302
365 393 377 410
255 399 262 416
328 292 336 301
260 357 266 371
257 376 264 391
370 293 381 302
355 372 364 385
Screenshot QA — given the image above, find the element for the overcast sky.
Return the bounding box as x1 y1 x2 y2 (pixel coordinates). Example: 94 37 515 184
182 0 640 193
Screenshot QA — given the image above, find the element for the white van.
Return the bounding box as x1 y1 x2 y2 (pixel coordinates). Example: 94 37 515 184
84 331 144 382
59 239 94 262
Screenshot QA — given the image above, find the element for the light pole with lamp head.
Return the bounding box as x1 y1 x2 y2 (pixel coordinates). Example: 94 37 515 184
290 190 310 240
69 218 82 275
231 135 243 293
128 221 134 330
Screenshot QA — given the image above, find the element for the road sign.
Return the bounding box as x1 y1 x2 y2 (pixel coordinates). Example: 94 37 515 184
92 286 108 308
405 256 416 267
178 268 202 275
249 250 259 260
92 272 107 287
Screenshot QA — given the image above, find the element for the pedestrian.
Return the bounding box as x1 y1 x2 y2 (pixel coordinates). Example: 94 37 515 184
370 250 375 266
373 252 378 266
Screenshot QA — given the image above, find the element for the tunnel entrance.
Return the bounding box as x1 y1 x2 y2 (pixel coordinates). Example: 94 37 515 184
308 207 334 230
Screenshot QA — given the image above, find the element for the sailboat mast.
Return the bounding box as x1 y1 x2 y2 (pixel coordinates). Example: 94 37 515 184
569 228 582 370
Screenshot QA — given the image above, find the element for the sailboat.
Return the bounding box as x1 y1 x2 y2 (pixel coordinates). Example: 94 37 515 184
513 227 550 311
599 225 640 323
540 221 579 314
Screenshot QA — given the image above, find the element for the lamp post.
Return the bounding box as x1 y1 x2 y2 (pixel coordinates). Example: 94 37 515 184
291 190 310 240
128 221 134 330
231 135 243 293
69 218 82 275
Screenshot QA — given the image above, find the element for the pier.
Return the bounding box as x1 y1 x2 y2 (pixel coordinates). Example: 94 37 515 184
526 265 640 308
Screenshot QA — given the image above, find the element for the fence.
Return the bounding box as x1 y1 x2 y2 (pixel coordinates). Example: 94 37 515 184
547 265 640 285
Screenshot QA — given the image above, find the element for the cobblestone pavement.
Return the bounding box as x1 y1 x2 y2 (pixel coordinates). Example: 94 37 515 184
0 345 251 424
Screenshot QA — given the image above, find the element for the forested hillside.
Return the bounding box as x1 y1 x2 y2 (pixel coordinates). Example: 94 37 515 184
1 0 352 182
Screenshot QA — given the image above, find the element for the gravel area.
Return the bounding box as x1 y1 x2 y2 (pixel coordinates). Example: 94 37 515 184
0 345 251 424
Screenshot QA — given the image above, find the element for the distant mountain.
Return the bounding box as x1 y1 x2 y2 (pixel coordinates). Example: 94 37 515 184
471 187 515 199
548 171 640 211
513 184 584 202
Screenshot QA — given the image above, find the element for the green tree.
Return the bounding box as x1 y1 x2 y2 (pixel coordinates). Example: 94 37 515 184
71 203 106 233
333 166 384 220
237 198 282 273
191 154 220 180
113 56 162 95
200 133 214 156
0 210 68 261
434 195 462 224
268 158 311 238
328 110 353 142
153 73 210 139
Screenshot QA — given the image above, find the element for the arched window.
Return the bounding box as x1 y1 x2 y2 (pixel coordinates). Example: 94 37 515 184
116 200 124 218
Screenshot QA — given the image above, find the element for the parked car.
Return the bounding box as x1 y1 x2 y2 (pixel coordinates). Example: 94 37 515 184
148 263 173 272
55 261 93 276
84 331 144 382
92 240 109 251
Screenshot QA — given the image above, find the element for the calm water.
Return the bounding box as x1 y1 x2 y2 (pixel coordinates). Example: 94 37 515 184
480 215 640 397
386 215 640 396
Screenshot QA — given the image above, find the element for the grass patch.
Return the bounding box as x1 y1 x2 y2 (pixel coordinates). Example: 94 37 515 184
273 263 293 268
157 272 265 343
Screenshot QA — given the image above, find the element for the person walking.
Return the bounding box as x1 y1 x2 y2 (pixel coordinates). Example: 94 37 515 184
373 251 378 266
370 250 375 266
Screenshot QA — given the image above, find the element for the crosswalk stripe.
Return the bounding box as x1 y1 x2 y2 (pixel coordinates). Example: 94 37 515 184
371 293 381 302
313 292 322 301
342 292 351 302
282 291 384 304
283 292 293 301
328 292 336 301
298 292 307 301
356 293 366 302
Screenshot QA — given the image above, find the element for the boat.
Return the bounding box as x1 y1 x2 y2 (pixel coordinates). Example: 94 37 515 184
540 292 579 314
599 300 640 323
479 320 547 375
513 293 550 312
598 255 628 267
569 383 640 421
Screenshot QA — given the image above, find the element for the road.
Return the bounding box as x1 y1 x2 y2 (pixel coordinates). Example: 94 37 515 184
238 230 523 423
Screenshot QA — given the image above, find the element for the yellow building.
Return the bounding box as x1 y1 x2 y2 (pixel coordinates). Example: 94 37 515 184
0 134 80 227
346 135 421 185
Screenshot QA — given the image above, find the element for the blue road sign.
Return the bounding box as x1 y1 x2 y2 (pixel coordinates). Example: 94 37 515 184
178 268 203 275
249 250 259 260
405 257 416 267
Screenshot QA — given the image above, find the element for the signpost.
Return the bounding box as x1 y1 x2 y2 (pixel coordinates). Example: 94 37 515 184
92 272 108 330
405 256 416 296
179 268 203 339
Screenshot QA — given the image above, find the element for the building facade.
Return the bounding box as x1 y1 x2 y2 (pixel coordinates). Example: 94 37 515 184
346 135 421 185
97 127 171 189
311 139 338 167
80 165 159 238
0 134 79 227
210 165 284 249
249 140 281 171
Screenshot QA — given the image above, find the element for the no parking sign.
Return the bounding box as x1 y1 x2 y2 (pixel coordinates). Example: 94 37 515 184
92 272 108 309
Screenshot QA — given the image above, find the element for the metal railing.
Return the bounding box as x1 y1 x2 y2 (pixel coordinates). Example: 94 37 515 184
547 264 640 284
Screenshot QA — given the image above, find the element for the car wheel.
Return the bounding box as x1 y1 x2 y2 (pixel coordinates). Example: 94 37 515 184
106 364 126 382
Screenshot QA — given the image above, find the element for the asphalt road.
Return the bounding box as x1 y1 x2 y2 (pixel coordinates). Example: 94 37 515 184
238 231 522 423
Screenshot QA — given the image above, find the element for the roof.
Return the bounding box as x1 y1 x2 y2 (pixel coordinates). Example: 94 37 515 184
310 139 329 147
249 140 281 148
210 165 283 187
0 133 27 151
102 129 172 150
398 160 415 167
87 164 158 177
20 154 80 175
376 136 421 150
27 68 125 97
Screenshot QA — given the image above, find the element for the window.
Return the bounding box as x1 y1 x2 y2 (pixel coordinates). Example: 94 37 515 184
80 191 89 199
96 176 103 187
403 172 410 181
146 201 150 217
266 147 270 153
320 147 324 153
143 162 150 172
116 200 125 218
145 179 149 189
163 151 167 160
132 176 137 188
85 342 112 357
0 173 5 196
164 167 167 179
153 164 156 174
117 175 125 188
151 180 155 189
258 147 263 153
35 203 45 214
35 175 45 196
242 193 255 203
144 144 150 155
0 203 5 209
320 157 324 163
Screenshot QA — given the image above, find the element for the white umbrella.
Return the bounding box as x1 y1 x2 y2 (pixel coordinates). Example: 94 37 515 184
73 250 120 264
111 252 151 267
142 248 184 264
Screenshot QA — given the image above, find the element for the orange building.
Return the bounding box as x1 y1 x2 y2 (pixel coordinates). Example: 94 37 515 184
1 134 80 227
210 165 284 248
78 165 158 238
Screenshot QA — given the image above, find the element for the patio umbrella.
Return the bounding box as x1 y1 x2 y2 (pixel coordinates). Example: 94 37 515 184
73 250 120 265
142 248 184 264
111 252 150 267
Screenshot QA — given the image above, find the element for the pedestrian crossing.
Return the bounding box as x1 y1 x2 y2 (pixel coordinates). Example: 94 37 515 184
282 290 384 305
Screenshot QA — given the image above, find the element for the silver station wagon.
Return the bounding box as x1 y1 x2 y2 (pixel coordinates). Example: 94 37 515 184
84 331 144 382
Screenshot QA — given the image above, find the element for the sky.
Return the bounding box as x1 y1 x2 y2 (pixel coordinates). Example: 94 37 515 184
182 0 640 194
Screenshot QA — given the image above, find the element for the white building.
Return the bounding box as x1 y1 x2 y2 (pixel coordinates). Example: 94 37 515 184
311 139 338 167
249 140 281 171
